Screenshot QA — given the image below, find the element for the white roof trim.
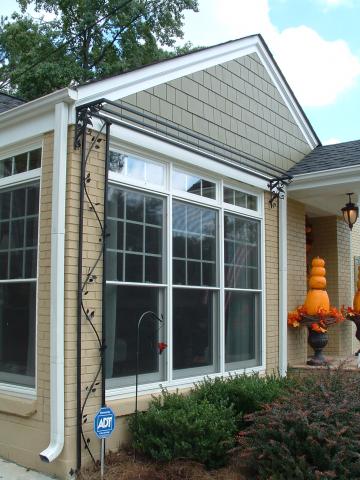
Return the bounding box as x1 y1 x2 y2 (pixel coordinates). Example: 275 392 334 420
75 34 319 149
0 88 77 128
289 164 360 191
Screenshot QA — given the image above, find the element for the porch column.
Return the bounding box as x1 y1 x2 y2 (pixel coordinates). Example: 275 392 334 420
310 216 353 357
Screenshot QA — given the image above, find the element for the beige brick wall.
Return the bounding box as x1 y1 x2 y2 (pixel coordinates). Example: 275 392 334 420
122 52 312 174
264 193 279 373
287 199 307 365
0 133 71 479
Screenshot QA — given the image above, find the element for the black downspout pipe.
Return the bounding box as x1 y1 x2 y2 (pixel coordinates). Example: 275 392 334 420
77 127 87 472
102 122 111 407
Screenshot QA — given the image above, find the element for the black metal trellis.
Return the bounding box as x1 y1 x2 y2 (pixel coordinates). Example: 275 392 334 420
75 105 111 471
73 97 290 471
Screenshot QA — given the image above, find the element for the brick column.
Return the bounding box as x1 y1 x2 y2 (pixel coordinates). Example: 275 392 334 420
310 216 353 356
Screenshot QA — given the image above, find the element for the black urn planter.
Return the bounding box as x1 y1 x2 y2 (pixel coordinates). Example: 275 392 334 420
307 329 328 366
347 314 360 355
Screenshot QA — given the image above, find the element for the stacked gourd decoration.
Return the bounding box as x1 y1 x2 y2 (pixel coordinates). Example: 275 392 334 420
353 265 360 313
304 257 330 315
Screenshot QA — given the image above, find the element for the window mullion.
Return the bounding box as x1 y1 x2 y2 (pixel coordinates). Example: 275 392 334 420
167 191 173 383
219 186 225 375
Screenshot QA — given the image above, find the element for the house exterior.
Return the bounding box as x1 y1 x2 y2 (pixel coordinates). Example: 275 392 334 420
0 34 358 478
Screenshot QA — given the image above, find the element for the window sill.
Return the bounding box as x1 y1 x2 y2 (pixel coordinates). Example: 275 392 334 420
106 365 266 414
0 391 37 418
107 386 192 417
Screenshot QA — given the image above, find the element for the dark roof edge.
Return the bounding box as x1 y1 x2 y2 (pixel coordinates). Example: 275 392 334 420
257 34 321 147
0 91 26 103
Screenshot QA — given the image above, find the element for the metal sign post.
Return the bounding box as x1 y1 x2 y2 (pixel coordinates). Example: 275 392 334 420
94 406 116 478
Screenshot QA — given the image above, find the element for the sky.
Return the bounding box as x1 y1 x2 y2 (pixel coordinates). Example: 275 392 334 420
2 0 360 145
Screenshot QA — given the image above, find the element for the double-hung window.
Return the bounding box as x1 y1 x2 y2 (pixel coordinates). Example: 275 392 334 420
105 151 263 394
0 147 41 389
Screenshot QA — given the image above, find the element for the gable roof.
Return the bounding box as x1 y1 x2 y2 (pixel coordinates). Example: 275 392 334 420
75 34 320 149
0 92 25 113
288 139 360 176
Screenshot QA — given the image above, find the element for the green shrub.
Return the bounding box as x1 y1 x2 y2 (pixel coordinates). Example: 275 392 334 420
191 373 295 426
237 370 360 479
128 389 236 468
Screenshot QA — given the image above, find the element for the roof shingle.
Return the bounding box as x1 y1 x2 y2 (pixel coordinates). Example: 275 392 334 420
288 139 360 176
0 93 25 113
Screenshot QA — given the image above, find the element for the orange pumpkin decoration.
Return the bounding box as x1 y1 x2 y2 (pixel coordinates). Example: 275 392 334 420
312 257 325 268
309 276 326 289
310 267 325 277
353 266 360 313
304 257 330 315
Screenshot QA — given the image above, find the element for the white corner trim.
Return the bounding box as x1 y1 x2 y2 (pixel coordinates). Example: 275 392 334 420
278 193 288 376
39 102 67 463
75 35 318 150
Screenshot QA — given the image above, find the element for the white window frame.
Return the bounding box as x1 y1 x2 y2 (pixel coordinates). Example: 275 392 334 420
0 142 42 399
106 146 265 401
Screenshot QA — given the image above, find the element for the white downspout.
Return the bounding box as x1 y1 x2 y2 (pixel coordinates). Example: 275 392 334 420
40 102 68 462
278 191 288 376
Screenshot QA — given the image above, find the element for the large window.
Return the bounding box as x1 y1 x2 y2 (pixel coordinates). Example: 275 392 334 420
224 214 261 370
0 148 41 389
172 201 218 378
106 153 263 392
105 186 166 388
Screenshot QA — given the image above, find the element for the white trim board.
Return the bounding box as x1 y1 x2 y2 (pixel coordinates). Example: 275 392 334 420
75 35 319 149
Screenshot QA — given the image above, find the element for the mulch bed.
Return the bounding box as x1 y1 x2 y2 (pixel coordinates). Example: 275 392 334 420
79 449 249 480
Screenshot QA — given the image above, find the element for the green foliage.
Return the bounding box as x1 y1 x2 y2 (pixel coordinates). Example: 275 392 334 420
0 0 199 99
129 389 237 468
238 370 360 479
129 374 294 468
191 373 295 426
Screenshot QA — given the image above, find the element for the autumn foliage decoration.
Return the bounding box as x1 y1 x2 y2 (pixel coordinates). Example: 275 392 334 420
288 257 344 332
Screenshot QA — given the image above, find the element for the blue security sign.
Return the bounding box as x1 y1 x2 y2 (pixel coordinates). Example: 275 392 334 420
94 407 115 439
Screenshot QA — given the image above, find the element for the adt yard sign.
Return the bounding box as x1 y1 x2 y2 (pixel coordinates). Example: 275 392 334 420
94 407 115 439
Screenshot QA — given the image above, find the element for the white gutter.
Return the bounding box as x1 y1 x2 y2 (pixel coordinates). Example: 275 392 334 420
40 102 68 462
278 192 288 376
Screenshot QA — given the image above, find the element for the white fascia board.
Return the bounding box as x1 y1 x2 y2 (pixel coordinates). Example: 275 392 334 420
0 88 77 150
0 88 77 131
254 42 318 149
76 36 257 104
75 35 318 150
289 164 360 192
107 120 268 190
0 111 54 149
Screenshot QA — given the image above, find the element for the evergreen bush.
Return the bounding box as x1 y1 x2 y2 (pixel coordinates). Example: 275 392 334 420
128 389 237 468
237 370 360 479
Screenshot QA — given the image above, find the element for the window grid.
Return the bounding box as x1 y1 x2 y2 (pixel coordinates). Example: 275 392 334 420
0 148 42 180
172 169 217 200
223 185 258 211
224 213 259 289
172 201 217 287
107 188 164 284
0 185 39 281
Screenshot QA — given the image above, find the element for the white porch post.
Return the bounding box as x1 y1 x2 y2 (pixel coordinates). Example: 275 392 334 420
278 191 288 376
